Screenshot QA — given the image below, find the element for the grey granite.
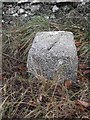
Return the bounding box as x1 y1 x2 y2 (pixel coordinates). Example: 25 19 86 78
27 31 78 82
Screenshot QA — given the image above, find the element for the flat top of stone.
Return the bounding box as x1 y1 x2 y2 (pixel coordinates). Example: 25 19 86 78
36 31 73 35
32 31 76 57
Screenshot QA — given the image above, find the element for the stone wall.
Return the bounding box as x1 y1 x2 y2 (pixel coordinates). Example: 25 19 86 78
2 1 90 29
1 0 90 3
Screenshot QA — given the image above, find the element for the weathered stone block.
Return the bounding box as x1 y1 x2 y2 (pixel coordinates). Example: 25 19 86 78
27 31 78 82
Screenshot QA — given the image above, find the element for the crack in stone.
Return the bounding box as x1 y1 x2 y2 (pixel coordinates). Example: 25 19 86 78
47 41 57 51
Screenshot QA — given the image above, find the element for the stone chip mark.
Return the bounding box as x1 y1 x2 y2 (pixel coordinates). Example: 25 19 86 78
47 41 57 51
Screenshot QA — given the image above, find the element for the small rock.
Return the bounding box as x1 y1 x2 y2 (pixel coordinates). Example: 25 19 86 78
18 8 25 14
30 5 40 12
2 11 5 15
24 14 28 17
15 6 20 12
21 14 28 19
13 13 18 17
6 8 16 15
18 0 28 3
52 5 59 13
24 3 30 10
2 20 4 23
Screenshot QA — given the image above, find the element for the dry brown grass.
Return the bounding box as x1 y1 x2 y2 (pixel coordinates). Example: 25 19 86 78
1 71 89 119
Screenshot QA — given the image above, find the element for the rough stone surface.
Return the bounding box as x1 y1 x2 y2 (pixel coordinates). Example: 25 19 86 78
27 31 78 82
